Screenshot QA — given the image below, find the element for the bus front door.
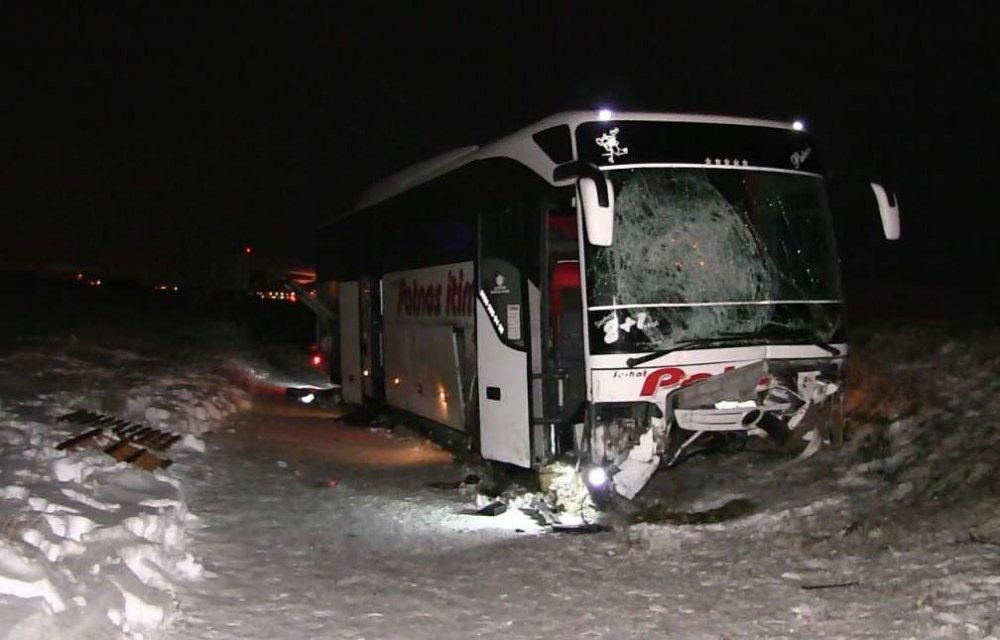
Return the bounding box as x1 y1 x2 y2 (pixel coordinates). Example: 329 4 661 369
536 207 587 461
477 209 532 468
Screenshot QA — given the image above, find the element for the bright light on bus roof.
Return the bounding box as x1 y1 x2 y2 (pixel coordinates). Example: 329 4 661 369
792 120 806 131
598 108 614 121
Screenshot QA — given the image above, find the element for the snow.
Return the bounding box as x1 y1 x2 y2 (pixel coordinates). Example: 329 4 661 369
0 328 251 638
1 320 999 639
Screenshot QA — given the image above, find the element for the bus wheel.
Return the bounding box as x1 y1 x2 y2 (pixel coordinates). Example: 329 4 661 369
476 460 512 498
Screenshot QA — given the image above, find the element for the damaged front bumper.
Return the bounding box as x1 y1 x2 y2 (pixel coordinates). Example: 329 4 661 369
588 358 844 500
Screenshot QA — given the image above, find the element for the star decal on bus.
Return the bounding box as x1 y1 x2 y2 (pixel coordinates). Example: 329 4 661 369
704 157 750 167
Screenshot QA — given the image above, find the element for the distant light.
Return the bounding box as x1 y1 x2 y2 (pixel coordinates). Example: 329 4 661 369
362 369 370 377
792 120 805 131
598 108 614 121
311 355 322 366
586 466 608 488
300 393 315 404
392 377 401 386
244 246 253 255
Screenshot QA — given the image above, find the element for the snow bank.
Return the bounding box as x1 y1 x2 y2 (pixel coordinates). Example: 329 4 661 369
628 323 1000 639
843 325 1000 516
0 327 253 639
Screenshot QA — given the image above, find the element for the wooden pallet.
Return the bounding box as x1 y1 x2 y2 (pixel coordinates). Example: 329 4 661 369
56 410 181 471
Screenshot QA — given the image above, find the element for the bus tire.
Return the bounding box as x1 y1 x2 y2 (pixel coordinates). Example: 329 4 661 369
477 460 512 497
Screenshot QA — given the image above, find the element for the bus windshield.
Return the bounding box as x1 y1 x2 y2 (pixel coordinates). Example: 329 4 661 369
585 168 844 355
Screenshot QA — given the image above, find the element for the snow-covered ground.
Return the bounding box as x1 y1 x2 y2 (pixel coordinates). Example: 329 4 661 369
1 319 998 639
0 322 255 638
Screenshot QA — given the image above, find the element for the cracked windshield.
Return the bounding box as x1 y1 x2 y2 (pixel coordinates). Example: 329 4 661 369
586 168 844 354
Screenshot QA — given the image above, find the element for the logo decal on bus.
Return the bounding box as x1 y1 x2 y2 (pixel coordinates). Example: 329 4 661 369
490 273 509 295
790 147 812 169
597 311 657 344
595 127 629 164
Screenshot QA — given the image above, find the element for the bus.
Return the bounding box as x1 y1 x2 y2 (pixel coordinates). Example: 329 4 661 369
314 111 900 500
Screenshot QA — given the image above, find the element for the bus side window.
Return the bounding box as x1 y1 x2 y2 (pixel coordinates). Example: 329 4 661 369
479 206 529 347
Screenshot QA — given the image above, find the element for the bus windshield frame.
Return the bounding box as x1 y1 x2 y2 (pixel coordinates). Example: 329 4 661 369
584 166 844 356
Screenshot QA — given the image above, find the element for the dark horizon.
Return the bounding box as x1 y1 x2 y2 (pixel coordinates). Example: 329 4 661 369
3 3 995 289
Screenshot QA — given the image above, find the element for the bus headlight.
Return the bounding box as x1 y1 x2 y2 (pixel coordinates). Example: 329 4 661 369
585 466 609 489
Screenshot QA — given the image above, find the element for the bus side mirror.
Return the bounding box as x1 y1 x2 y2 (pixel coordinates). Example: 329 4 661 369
580 175 615 247
870 183 901 240
553 160 616 247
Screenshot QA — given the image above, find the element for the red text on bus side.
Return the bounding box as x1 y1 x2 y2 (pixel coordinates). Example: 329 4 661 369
639 365 736 396
396 269 475 317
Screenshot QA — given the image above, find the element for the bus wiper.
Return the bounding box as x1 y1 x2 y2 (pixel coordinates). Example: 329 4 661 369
624 325 840 369
625 336 765 368
720 325 841 356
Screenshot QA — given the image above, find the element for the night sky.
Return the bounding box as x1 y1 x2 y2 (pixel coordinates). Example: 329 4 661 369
4 3 995 288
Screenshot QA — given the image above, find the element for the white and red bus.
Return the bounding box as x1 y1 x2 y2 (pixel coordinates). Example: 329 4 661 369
315 111 899 499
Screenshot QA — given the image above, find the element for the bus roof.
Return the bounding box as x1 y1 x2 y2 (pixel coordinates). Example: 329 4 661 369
336 111 799 221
